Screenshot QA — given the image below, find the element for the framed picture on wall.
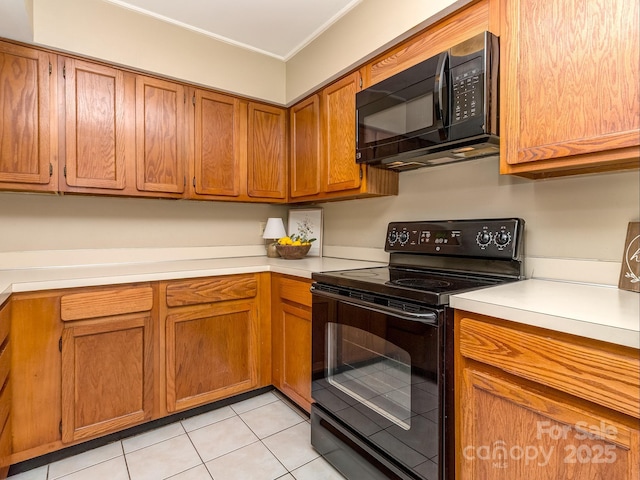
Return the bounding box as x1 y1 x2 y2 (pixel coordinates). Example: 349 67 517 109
618 221 640 293
288 208 323 257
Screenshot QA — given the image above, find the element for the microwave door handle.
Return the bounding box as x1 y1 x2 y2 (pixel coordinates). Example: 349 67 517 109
434 52 449 140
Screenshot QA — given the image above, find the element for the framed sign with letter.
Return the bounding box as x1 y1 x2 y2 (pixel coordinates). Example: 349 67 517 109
618 222 640 293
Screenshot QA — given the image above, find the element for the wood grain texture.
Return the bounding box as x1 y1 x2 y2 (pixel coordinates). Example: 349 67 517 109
0 40 56 191
365 1 491 87
60 285 153 321
271 274 312 412
321 71 361 193
62 58 125 190
165 275 257 307
61 314 154 443
289 95 321 198
135 75 185 195
278 276 312 308
193 89 242 197
165 302 258 412
247 102 287 199
500 0 640 176
459 317 640 418
0 301 9 477
10 292 62 455
460 368 639 479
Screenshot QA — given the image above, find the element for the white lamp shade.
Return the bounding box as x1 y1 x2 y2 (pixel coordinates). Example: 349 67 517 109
262 217 287 239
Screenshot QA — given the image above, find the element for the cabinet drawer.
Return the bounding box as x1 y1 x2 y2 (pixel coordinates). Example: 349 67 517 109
0 303 9 346
278 277 312 307
166 275 257 307
61 285 153 321
459 316 640 418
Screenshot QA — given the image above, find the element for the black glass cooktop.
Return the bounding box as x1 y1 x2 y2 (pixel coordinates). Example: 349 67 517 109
312 266 511 306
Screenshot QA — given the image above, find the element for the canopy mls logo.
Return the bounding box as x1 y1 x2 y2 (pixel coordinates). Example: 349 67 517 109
463 421 619 469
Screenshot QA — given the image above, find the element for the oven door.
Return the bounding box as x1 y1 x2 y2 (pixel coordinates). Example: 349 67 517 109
311 285 447 480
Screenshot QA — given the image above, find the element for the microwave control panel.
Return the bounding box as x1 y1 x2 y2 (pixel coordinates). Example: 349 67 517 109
451 57 484 124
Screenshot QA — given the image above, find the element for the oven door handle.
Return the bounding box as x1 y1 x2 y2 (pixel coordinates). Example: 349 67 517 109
310 286 438 325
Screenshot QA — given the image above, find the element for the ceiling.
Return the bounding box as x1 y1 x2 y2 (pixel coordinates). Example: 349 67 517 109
103 0 362 61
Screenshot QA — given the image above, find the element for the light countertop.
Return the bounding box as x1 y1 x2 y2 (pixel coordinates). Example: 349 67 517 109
1 253 637 349
450 279 640 349
0 255 385 305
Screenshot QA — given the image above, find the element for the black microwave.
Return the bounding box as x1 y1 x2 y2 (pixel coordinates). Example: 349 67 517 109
356 31 499 171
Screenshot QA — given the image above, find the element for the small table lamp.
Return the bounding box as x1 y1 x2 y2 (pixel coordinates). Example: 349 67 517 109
262 217 287 258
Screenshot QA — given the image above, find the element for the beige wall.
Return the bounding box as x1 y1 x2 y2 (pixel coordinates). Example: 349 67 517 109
285 0 464 103
0 193 286 252
320 158 640 262
0 1 638 269
24 0 467 105
31 0 286 103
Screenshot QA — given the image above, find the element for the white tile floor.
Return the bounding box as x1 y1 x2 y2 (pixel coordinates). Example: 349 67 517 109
8 392 345 480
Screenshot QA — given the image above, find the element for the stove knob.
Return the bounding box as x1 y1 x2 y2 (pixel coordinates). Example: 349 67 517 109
388 231 398 245
494 230 512 248
476 231 492 247
398 231 410 245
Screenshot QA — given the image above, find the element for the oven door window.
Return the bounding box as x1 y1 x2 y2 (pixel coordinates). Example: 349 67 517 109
327 323 411 430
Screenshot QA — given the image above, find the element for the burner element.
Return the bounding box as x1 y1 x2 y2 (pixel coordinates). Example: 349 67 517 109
388 278 452 290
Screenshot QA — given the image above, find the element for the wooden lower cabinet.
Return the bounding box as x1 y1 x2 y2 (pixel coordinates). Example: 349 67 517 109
5 273 276 468
271 274 313 412
161 273 270 413
61 313 154 443
59 284 155 443
456 311 640 480
0 300 11 480
165 301 259 412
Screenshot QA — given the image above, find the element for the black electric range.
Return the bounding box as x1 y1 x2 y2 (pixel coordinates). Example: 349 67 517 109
310 218 524 480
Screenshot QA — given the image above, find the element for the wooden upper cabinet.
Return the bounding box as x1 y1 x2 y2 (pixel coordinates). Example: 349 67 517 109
247 102 287 200
500 0 640 177
60 58 132 192
321 71 362 193
0 41 56 192
290 94 321 198
193 89 243 197
135 75 186 195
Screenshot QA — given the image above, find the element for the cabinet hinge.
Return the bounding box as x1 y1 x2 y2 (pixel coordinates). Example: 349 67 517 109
48 62 52 76
193 177 196 188
59 336 62 352
359 165 363 180
49 163 53 177
62 65 66 79
359 77 363 88
63 165 67 178
192 95 196 106
59 420 62 435
184 176 187 187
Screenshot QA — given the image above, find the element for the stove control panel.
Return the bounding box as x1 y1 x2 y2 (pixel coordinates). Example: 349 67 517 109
385 218 524 260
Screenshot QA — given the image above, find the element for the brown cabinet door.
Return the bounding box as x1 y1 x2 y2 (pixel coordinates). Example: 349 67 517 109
165 302 259 412
193 90 243 197
459 367 640 479
271 275 312 412
0 41 56 191
135 75 185 194
290 95 321 198
247 102 287 199
61 58 129 191
279 303 312 412
61 314 154 443
0 302 10 480
321 72 361 192
501 0 640 175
